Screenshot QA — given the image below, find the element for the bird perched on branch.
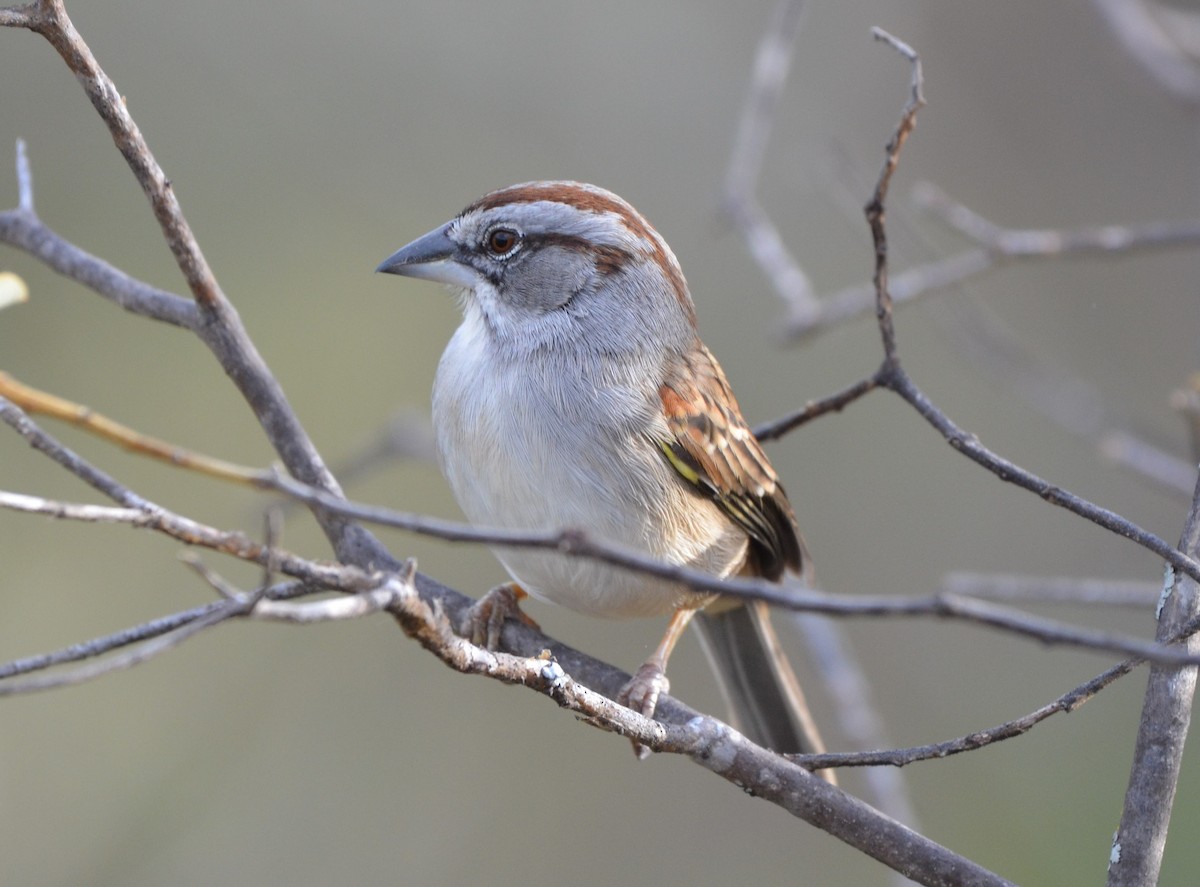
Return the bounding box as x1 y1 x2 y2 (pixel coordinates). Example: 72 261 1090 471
378 181 828 770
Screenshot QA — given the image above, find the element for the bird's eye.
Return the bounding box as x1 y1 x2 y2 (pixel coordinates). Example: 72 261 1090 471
484 227 520 257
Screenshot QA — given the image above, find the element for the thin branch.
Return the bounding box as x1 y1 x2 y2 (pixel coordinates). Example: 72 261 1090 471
0 396 156 510
260 469 1200 664
0 372 263 483
942 572 1161 608
925 288 1193 499
865 27 925 363
1109 476 1200 885
879 367 1200 589
1 481 997 885
14 137 32 212
379 542 1015 887
783 182 1200 341
1 596 243 680
753 374 879 441
10 332 1186 658
0 6 387 567
791 613 923 832
0 400 378 594
802 583 1200 771
0 151 198 328
14 1 220 307
802 655 1137 770
0 7 1183 882
1094 0 1200 105
11 462 1194 670
853 26 1200 880
721 0 820 322
186 559 418 626
0 596 248 695
0 4 37 29
0 491 147 525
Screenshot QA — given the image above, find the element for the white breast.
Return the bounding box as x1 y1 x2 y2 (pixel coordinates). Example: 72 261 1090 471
431 310 746 618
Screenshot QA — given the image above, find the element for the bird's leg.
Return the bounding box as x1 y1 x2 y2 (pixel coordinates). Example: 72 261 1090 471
617 606 698 759
460 582 541 650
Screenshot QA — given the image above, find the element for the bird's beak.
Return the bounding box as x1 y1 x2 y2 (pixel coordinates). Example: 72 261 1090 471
376 224 480 289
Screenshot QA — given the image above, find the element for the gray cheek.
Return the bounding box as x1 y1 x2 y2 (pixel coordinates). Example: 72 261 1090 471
504 247 592 313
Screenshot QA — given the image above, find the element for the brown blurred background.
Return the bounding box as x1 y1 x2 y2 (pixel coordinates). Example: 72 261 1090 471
2 2 1199 884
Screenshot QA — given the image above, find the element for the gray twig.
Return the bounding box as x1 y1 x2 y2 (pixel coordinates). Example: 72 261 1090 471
1108 476 1200 885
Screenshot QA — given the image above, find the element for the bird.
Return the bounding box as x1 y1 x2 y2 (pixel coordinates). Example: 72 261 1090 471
377 181 828 766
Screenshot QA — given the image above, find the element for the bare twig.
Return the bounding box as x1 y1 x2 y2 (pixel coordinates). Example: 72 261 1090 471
0 593 265 681
261 468 1200 663
791 613 923 833
802 580 1200 772
0 3 386 566
753 375 879 441
1094 0 1200 105
864 27 924 363
0 372 264 484
0 151 198 328
879 367 1200 588
14 137 31 212
7 447 1196 668
1109 477 1200 885
721 0 819 322
0 597 248 696
380 536 1015 887
1 5 1190 882
802 655 1137 770
783 182 1200 341
941 573 1161 608
927 291 1194 499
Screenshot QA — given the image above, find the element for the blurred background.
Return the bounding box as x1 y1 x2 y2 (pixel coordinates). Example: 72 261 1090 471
2 1 1199 884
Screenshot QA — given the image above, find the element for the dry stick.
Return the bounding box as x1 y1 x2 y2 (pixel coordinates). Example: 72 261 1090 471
264 468 1200 665
730 28 1014 885
1108 476 1200 886
1100 430 1196 499
753 375 879 441
1093 0 1200 105
7 393 1198 668
782 184 1200 342
0 6 1142 883
880 364 1200 587
0 421 1007 887
0 598 250 695
861 24 1200 885
721 0 819 322
850 181 1200 594
0 0 1190 686
3 367 1182 656
0 1 383 568
940 573 1160 608
805 581 1200 770
6 380 1200 779
0 371 263 484
0 145 198 328
1 8 1194 649
725 11 921 851
803 656 1137 770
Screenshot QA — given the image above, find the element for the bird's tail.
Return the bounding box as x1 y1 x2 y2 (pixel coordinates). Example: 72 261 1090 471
693 599 835 784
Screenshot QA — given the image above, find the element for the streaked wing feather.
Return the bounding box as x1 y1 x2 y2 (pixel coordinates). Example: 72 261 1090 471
657 342 804 580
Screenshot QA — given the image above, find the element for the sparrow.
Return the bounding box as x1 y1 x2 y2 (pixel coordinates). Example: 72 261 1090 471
378 181 828 767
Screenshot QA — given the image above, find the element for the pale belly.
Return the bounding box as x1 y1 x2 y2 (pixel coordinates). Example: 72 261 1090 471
433 330 746 618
